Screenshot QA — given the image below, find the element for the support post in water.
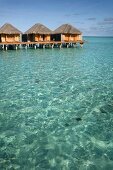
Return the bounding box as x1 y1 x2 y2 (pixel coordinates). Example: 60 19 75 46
34 45 36 49
25 44 28 49
59 44 62 48
67 44 69 48
2 44 4 50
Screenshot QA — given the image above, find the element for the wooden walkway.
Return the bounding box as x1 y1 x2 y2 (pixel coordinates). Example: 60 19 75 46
0 40 84 45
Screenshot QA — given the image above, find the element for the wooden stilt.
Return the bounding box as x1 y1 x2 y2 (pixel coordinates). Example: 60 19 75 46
19 44 22 49
34 45 36 49
59 44 62 48
6 45 8 50
25 44 28 49
43 44 45 48
80 44 83 48
0 40 84 51
2 44 4 50
73 43 77 48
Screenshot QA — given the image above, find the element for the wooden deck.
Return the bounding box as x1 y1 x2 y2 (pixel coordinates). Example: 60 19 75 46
0 40 84 50
0 40 84 45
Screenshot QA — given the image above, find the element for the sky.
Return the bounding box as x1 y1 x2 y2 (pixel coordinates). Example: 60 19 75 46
0 0 113 36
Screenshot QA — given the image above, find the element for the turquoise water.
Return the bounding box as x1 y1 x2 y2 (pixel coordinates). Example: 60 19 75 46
0 37 113 170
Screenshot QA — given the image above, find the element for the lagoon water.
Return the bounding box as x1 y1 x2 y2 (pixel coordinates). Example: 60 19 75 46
0 37 113 169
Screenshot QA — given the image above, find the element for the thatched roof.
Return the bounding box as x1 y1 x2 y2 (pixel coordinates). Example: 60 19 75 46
53 24 82 35
0 23 22 34
25 23 52 34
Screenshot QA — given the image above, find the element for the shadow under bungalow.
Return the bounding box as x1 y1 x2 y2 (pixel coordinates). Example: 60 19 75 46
0 23 84 50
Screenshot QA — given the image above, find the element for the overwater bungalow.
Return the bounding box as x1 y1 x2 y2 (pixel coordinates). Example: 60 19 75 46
0 23 22 43
0 23 84 50
51 24 82 42
24 23 52 42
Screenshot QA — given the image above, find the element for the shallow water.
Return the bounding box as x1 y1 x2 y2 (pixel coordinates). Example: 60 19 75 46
0 37 113 169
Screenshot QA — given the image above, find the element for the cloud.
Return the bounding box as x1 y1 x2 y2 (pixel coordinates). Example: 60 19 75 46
89 26 113 35
74 21 84 24
97 17 113 26
64 13 80 17
98 21 113 25
80 24 113 36
64 14 71 17
88 18 96 21
104 17 113 21
64 12 87 18
89 27 105 32
73 13 80 16
90 27 98 30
